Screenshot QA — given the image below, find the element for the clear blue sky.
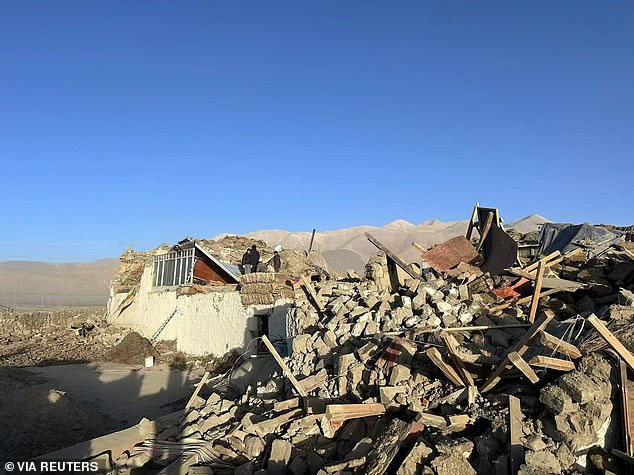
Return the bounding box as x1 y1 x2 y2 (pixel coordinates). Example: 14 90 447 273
1 1 632 261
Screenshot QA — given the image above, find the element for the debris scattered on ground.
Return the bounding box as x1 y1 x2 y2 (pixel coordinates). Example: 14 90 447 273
41 210 634 474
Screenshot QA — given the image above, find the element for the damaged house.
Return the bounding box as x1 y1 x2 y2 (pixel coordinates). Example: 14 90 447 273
106 238 298 356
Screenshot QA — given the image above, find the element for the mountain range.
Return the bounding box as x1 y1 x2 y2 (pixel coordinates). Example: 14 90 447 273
1 214 551 307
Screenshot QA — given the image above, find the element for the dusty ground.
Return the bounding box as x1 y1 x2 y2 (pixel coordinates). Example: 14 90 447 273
0 309 220 461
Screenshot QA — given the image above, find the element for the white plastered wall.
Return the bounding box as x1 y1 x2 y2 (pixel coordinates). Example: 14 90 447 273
107 264 257 356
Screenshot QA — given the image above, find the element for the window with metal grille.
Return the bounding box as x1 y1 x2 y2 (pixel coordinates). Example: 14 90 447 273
153 248 194 287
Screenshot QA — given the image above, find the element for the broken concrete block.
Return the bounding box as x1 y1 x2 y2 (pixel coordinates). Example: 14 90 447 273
540 384 578 415
430 453 476 475
268 439 293 475
521 450 562 474
620 288 634 306
389 364 411 385
558 371 605 405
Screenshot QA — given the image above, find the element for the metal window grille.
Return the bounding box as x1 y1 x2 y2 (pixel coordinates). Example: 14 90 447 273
153 248 195 287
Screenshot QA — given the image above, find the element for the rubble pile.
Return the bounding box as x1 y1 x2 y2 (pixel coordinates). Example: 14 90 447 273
0 309 118 366
73 238 634 475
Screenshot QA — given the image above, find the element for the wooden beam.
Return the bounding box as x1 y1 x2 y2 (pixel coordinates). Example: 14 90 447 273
261 335 308 397
488 288 562 314
524 251 561 273
468 386 478 405
426 347 465 387
440 332 475 386
429 323 532 333
537 331 582 358
365 232 422 280
481 310 554 393
619 360 633 456
528 355 576 372
465 202 479 241
509 395 524 474
528 260 545 323
587 314 634 371
326 403 385 424
186 371 210 409
508 352 540 383
301 277 325 313
476 211 494 252
307 228 316 253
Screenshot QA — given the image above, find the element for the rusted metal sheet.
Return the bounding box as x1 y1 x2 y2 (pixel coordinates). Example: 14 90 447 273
493 277 532 300
422 236 479 272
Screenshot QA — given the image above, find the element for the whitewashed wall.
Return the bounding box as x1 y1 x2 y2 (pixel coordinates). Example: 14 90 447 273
107 265 257 356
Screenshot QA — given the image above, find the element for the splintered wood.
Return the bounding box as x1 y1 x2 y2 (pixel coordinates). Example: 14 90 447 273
481 310 555 393
426 347 464 387
261 335 308 397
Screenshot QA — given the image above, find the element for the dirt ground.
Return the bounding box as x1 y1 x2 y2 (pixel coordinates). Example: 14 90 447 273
0 309 227 461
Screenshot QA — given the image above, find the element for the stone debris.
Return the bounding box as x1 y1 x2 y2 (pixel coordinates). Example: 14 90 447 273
32 222 634 474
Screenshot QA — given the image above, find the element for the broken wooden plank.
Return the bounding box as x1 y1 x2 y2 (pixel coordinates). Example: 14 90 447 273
261 335 308 397
365 232 422 280
301 277 326 313
186 371 210 409
587 314 634 371
523 251 562 273
426 347 465 387
509 395 524 474
620 359 633 456
476 211 494 252
488 288 562 314
508 351 540 383
481 310 555 393
424 323 532 333
537 331 582 358
528 260 545 324
440 332 475 386
415 411 448 428
325 403 386 433
528 355 576 372
468 385 478 405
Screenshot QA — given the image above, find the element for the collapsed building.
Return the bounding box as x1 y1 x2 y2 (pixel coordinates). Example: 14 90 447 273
43 206 634 474
106 236 328 356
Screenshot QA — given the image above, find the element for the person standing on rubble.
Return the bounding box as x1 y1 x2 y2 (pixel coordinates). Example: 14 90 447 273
250 245 260 273
240 248 252 274
271 250 281 272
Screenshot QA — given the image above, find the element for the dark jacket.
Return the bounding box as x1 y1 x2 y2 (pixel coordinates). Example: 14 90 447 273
250 249 260 270
272 253 281 272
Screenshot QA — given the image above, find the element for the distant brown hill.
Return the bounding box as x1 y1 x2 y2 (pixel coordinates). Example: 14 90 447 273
217 214 551 272
0 259 118 308
0 215 551 307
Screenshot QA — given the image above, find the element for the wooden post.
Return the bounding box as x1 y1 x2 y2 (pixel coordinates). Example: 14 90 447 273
365 233 422 280
476 211 494 252
528 260 546 323
186 371 210 409
440 332 475 386
308 228 316 253
465 202 479 241
509 395 524 474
